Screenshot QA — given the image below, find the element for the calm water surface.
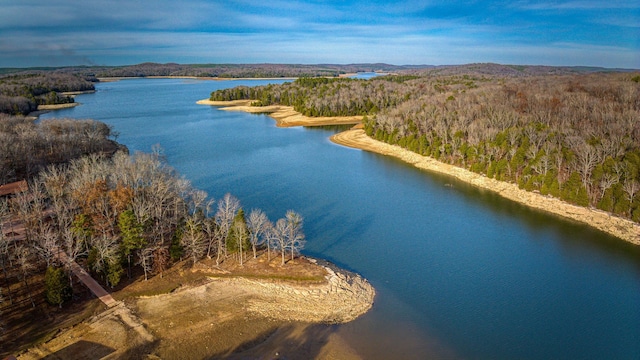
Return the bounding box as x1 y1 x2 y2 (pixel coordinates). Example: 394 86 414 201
43 78 640 359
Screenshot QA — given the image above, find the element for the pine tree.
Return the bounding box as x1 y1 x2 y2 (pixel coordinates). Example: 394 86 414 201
45 266 71 307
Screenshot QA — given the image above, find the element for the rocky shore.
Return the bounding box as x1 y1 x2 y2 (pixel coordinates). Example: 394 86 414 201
216 257 375 324
19 255 375 359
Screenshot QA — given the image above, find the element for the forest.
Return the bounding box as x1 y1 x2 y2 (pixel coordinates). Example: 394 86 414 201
1 63 620 116
82 62 407 78
0 114 121 184
0 148 307 351
0 73 96 115
1 62 425 80
210 72 640 222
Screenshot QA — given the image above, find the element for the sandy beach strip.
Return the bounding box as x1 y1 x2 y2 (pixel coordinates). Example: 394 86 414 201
331 128 640 245
61 90 96 96
197 99 363 127
37 103 80 110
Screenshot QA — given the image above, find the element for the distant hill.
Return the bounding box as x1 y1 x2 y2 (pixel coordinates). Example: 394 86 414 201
411 63 638 77
1 62 635 80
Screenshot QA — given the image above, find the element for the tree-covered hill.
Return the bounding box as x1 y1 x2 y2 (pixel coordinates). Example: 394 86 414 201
54 62 428 79
211 72 640 221
0 72 95 115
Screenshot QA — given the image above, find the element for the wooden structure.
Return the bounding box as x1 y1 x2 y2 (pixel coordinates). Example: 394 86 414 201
0 180 28 198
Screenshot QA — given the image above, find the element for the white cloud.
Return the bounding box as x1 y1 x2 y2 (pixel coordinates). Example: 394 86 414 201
513 0 639 10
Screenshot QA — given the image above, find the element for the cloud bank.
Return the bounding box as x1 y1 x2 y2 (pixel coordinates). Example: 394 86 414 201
0 0 638 68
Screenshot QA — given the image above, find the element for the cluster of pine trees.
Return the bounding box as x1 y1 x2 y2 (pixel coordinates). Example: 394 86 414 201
211 72 640 221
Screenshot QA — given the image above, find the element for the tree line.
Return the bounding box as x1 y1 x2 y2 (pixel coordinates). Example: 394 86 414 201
0 150 306 309
211 72 640 222
44 62 424 79
0 72 96 115
210 75 419 117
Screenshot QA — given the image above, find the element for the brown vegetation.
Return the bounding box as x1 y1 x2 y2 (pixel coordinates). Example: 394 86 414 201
211 72 640 223
1 146 360 356
0 115 121 183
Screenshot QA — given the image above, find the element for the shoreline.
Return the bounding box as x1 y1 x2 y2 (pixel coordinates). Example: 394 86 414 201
36 102 79 110
19 255 374 359
98 76 297 82
200 99 639 245
197 98 362 127
331 128 640 245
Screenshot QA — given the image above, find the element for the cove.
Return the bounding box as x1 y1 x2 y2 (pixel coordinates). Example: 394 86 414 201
42 78 640 359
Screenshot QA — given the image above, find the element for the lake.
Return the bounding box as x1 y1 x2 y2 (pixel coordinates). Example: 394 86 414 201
42 78 640 359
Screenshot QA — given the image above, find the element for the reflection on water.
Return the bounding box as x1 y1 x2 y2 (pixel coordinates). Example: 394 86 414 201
42 78 640 360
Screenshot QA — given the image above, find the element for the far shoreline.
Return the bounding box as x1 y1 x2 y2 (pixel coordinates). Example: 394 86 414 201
98 76 298 82
199 99 640 246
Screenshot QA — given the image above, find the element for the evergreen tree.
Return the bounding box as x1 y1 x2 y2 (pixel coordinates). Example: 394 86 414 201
45 266 72 307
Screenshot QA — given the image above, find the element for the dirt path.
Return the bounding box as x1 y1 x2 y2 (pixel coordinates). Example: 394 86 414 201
19 302 156 360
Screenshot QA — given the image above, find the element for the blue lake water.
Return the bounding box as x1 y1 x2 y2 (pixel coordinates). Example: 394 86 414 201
42 78 640 359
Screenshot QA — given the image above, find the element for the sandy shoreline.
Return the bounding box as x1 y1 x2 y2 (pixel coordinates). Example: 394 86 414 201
331 129 640 245
197 98 363 127
200 99 639 245
36 103 80 110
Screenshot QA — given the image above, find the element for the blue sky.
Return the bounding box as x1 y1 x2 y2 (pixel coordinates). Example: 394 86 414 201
0 0 638 68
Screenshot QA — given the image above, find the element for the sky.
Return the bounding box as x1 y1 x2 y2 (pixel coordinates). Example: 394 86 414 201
0 0 638 68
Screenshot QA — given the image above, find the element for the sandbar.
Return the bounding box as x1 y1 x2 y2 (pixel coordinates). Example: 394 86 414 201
37 103 79 110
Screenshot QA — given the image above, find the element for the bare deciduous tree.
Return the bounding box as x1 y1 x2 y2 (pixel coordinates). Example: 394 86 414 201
273 218 288 266
214 193 240 264
246 209 269 259
284 210 305 262
181 217 205 264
